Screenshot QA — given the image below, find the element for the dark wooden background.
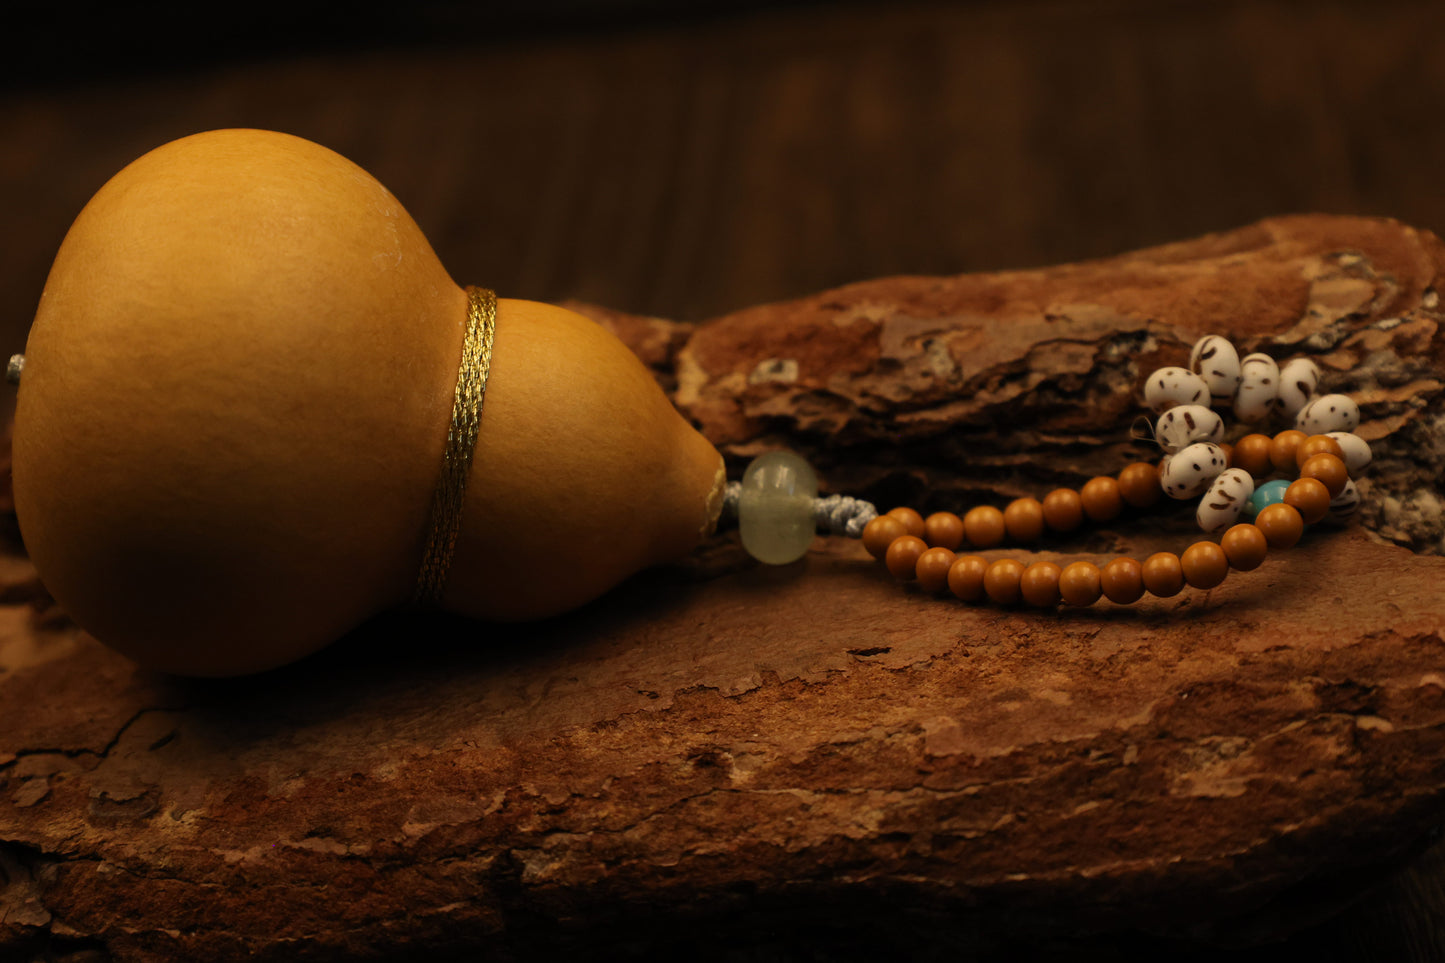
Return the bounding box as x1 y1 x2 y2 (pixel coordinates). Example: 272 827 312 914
6 1 1445 334
3 1 1443 959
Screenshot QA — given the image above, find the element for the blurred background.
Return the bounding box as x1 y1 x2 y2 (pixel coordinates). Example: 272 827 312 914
4 0 1443 338
2 1 1444 959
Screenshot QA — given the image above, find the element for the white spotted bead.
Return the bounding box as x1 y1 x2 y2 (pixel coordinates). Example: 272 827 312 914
1233 353 1279 423
1296 394 1360 434
1154 404 1224 454
1188 335 1242 407
1196 468 1255 533
1274 358 1320 419
1144 366 1210 413
1325 431 1372 474
1326 478 1361 522
1161 442 1228 500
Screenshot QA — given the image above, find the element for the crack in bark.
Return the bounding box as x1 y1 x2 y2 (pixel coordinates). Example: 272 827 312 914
8 705 190 771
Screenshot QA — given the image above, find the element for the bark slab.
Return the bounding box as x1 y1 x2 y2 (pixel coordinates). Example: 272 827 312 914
2 214 1444 961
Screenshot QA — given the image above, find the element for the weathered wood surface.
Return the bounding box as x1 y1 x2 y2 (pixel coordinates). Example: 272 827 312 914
2 214 1444 961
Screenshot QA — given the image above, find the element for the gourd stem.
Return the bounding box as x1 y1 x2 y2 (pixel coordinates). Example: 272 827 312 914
6 354 23 386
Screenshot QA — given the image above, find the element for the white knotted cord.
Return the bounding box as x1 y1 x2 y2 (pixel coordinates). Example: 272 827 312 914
721 482 878 538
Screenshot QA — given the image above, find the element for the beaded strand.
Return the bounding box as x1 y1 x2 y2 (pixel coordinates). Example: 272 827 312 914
723 333 1366 608
859 429 1354 607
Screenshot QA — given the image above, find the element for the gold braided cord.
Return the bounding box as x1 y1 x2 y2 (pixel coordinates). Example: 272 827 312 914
415 286 496 605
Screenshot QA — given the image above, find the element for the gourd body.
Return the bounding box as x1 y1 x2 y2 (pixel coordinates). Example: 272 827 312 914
12 129 724 676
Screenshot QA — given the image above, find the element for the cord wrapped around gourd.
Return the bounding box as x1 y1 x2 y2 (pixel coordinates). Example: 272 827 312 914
11 129 726 677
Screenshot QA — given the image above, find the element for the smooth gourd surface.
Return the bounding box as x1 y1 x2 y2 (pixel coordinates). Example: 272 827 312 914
14 129 725 676
444 297 725 622
15 130 466 674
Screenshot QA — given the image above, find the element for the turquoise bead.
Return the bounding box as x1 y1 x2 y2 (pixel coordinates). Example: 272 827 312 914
1246 479 1290 518
739 451 818 565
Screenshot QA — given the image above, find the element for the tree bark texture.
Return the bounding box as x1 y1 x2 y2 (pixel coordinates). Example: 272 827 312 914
1 214 1443 961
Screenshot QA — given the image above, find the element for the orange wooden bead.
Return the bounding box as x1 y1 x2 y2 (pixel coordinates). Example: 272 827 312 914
1003 498 1045 542
1181 540 1228 589
983 558 1026 605
915 547 956 594
1295 434 1345 471
1117 461 1161 508
1080 476 1123 522
1141 551 1185 597
1269 429 1308 472
1042 488 1084 533
963 505 1006 549
862 515 907 560
886 506 926 539
1232 433 1273 478
1100 557 1145 604
1020 561 1062 607
947 554 989 602
1058 561 1103 606
1284 477 1331 524
1300 452 1348 499
923 511 965 550
1221 523 1268 571
885 535 928 579
1255 503 1304 549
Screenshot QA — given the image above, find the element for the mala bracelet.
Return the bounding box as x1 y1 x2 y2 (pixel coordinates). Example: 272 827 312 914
857 429 1355 608
723 429 1358 605
720 334 1366 608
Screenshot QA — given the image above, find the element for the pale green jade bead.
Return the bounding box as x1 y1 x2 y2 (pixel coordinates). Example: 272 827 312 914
739 450 818 564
